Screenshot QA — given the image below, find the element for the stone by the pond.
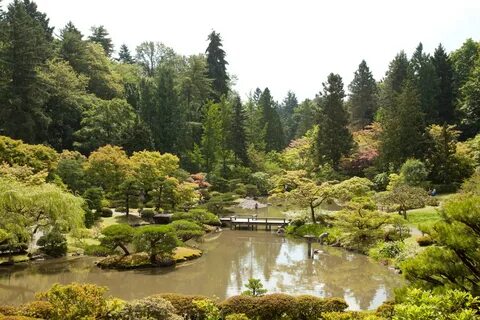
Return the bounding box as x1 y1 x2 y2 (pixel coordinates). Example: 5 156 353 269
237 198 267 210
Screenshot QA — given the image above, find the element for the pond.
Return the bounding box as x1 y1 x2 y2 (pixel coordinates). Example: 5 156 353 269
0 230 404 310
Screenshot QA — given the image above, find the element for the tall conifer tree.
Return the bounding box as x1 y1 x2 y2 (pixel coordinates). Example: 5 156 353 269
316 74 353 168
206 30 229 102
432 44 455 124
348 60 377 130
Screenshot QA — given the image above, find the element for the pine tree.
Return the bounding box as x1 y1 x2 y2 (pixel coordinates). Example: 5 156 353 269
379 81 427 169
432 44 455 124
206 30 229 101
279 91 299 143
316 73 353 168
0 0 53 143
118 44 135 64
231 95 249 166
89 25 114 57
409 43 440 124
348 60 377 130
258 88 285 151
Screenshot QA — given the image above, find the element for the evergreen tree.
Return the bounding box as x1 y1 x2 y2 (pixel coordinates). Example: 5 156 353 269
88 25 114 57
348 60 378 130
0 0 53 143
378 51 410 115
258 88 285 151
118 44 135 64
432 44 455 124
409 43 440 124
206 30 229 101
201 102 222 172
139 66 180 153
315 73 353 168
294 99 318 138
379 81 426 169
230 95 249 166
279 91 299 143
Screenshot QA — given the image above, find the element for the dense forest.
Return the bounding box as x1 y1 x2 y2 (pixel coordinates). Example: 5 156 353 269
0 1 480 319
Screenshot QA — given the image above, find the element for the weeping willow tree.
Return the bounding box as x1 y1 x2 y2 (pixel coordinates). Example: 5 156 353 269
0 178 85 255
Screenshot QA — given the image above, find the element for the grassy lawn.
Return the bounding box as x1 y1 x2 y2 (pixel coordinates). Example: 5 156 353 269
407 206 441 227
0 254 29 265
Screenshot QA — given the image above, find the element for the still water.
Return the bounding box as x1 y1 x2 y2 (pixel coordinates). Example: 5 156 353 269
0 231 404 310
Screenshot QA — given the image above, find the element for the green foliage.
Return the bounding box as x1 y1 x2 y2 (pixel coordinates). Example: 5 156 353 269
36 283 109 320
393 288 479 320
83 187 104 211
226 314 250 320
117 295 182 320
193 299 221 320
293 296 349 320
37 230 67 257
416 235 434 247
171 209 220 226
206 30 229 101
348 60 378 130
376 184 428 219
20 301 53 319
170 219 205 241
140 208 156 221
316 73 353 168
100 208 113 218
401 194 480 294
242 278 267 297
134 225 180 264
369 241 405 262
101 224 134 255
158 293 212 320
400 159 428 187
83 244 115 257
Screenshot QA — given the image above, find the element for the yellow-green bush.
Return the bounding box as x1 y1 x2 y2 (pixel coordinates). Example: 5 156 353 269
158 293 214 320
292 295 348 319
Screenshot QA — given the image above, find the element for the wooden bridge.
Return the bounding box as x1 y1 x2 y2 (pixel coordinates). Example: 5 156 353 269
220 216 290 231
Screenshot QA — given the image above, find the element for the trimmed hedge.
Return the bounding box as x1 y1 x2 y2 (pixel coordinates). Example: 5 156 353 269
100 208 113 217
157 293 214 320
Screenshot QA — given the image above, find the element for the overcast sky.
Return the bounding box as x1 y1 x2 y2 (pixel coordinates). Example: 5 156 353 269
8 0 480 102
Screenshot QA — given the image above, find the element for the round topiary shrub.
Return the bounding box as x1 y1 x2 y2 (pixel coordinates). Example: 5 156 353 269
226 314 249 320
158 293 213 320
115 207 127 213
84 244 115 257
140 209 156 221
100 208 113 217
220 295 258 319
20 301 53 319
37 230 68 258
416 235 434 247
117 296 182 320
292 296 348 320
256 293 296 320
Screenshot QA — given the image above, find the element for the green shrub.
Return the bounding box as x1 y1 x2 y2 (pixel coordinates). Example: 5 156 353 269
117 296 182 320
234 184 247 197
220 295 258 319
292 295 348 320
369 241 405 261
245 184 259 197
100 207 113 217
375 300 395 319
323 311 382 319
84 207 96 228
416 235 434 247
226 313 250 320
400 159 428 187
288 223 327 237
84 244 115 256
172 209 220 226
36 283 109 320
20 301 53 319
255 293 295 320
140 208 156 221
83 187 104 211
158 293 212 320
115 206 127 213
0 306 19 316
36 230 67 257
170 220 205 241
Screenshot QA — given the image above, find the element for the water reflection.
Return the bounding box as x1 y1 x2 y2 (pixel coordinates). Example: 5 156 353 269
0 231 404 310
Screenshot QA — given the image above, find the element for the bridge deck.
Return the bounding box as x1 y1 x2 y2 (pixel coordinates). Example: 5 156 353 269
220 216 289 231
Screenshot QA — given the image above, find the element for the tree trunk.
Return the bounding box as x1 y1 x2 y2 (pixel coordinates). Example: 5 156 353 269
126 194 129 218
310 204 316 224
150 253 156 265
119 243 130 256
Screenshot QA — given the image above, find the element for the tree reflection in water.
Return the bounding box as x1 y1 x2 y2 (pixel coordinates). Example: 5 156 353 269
0 231 404 310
